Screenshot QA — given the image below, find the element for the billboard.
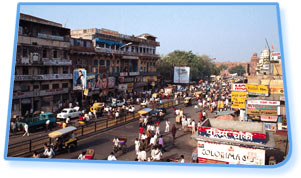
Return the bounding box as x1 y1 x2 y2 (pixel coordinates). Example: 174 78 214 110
173 66 190 84
197 141 265 165
73 69 87 90
246 100 280 116
232 83 247 92
246 84 269 96
231 91 247 109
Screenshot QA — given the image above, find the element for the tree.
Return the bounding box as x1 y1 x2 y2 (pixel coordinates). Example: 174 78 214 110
156 50 219 82
229 65 246 76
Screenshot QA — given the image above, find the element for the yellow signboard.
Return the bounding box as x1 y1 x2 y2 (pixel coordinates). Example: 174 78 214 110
246 84 269 96
231 91 247 109
84 89 89 96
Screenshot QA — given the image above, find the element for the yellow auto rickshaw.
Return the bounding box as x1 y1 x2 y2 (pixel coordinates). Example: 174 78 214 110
184 97 192 106
194 91 202 99
90 102 104 113
48 126 78 153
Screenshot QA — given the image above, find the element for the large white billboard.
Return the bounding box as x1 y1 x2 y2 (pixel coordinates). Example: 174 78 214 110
197 141 265 165
173 66 190 84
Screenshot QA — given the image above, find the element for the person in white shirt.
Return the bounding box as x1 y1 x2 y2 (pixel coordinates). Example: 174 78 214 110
45 119 50 132
134 138 140 155
191 120 196 134
43 147 55 158
137 148 146 161
155 125 160 136
153 147 162 161
112 137 120 149
88 112 93 120
107 152 117 161
141 133 147 141
78 151 86 160
175 109 179 116
23 123 29 136
151 147 156 160
115 111 119 120
165 120 170 133
179 155 185 163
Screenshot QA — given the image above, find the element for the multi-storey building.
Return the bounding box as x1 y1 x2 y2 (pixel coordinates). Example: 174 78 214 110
70 28 160 98
12 13 72 116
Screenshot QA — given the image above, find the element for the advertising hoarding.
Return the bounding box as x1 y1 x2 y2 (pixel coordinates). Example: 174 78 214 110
173 66 190 84
246 100 280 116
246 84 269 96
231 91 247 109
73 69 87 90
197 141 265 165
232 83 247 92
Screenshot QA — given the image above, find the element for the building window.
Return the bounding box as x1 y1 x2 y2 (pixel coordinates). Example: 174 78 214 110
106 60 110 71
63 51 67 59
20 85 30 92
63 66 68 74
94 60 98 66
112 67 115 73
53 67 58 74
62 83 68 88
22 67 29 75
33 85 39 89
22 48 28 57
41 84 49 90
116 66 119 73
40 67 49 74
100 60 105 66
53 50 57 58
43 49 47 58
52 83 59 89
83 41 87 47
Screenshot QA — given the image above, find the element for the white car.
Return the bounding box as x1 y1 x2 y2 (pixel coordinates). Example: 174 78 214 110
57 107 82 120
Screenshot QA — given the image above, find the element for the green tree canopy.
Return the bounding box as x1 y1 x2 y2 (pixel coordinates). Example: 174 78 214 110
156 50 219 81
229 65 246 76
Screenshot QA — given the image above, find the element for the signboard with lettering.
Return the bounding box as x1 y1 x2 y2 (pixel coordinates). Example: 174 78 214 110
261 115 278 122
270 87 284 94
118 84 128 91
231 91 247 109
197 141 265 165
232 84 246 92
198 126 267 144
246 84 269 96
174 67 190 84
246 100 280 116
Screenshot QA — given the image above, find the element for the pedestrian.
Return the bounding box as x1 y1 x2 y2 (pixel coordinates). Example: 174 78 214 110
194 105 198 113
179 155 185 163
137 148 146 161
191 148 198 163
153 146 163 161
45 119 50 132
191 120 196 134
171 124 177 143
134 138 140 155
32 151 40 158
107 152 117 161
10 121 16 135
115 111 119 120
199 111 203 122
165 120 170 133
139 126 144 140
93 109 97 120
158 135 165 152
78 151 86 160
22 123 29 137
202 110 206 121
155 125 160 136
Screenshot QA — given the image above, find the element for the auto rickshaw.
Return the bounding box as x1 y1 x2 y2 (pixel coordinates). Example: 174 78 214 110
194 91 202 99
138 108 153 124
184 97 192 106
48 126 77 153
140 102 147 108
90 102 104 113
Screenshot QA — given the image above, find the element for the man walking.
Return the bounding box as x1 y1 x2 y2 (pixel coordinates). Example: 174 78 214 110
171 124 177 144
23 123 29 137
165 120 170 133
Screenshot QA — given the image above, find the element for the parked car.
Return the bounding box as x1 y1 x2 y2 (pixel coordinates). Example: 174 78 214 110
57 107 82 120
16 111 56 131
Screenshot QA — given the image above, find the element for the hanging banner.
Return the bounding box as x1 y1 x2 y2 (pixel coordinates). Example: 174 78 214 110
246 84 269 96
231 91 247 109
197 141 265 165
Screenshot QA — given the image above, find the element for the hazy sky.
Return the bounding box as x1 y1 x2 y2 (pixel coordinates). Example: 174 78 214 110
20 3 280 62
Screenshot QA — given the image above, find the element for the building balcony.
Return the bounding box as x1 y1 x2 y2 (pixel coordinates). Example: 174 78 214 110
18 35 70 48
16 57 72 66
94 47 159 58
14 74 72 81
13 88 69 99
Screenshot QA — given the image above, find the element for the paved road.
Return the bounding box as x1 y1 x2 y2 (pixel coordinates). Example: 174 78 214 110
8 99 173 145
54 101 210 162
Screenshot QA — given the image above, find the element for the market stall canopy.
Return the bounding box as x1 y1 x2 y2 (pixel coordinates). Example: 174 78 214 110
48 126 77 139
